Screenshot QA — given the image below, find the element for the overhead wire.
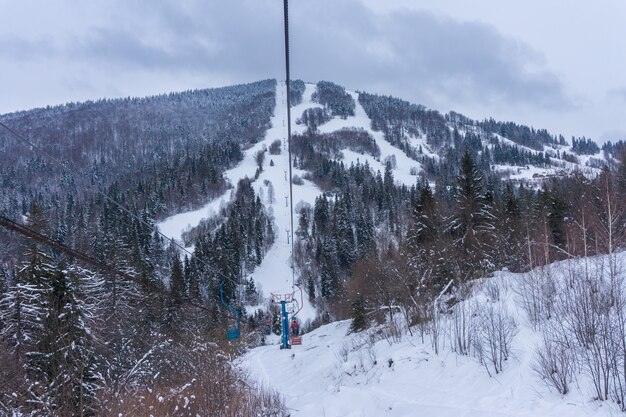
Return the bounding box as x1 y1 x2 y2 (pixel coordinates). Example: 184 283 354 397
0 2 309 336
0 0 303 316
0 214 230 317
283 0 296 290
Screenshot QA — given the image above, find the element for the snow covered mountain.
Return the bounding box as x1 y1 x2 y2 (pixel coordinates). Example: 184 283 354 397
3 78 626 416
152 80 626 416
154 79 615 319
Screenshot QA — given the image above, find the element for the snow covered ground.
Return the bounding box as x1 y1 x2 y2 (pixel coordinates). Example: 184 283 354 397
243 81 319 322
240 263 624 417
157 79 607 334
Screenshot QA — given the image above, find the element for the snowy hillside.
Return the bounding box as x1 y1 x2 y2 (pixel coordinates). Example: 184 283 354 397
157 80 432 321
157 78 614 329
240 254 626 417
158 80 324 321
3 77 625 416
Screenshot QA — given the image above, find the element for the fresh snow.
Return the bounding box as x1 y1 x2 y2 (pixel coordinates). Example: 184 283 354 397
240 262 623 417
151 80 623 417
156 79 608 334
117 80 626 417
157 192 231 245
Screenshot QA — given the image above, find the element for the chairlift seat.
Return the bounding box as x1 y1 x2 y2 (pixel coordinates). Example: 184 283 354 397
227 328 240 341
290 335 302 345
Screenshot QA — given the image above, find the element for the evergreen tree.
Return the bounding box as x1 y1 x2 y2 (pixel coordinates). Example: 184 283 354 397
307 276 316 301
333 197 356 270
170 253 184 301
349 294 368 333
39 264 100 415
319 239 340 299
245 277 256 300
355 208 375 257
313 195 330 236
408 185 439 250
447 152 497 278
297 206 310 238
495 184 524 270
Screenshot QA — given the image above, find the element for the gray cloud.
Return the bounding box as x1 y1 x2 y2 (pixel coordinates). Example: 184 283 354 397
68 0 284 78
608 87 626 103
0 37 58 61
0 0 570 113
290 3 571 110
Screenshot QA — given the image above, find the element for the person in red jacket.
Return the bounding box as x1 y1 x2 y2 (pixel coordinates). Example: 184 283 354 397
290 318 299 336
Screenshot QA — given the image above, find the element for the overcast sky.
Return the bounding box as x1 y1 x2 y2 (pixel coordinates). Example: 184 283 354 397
1 0 625 143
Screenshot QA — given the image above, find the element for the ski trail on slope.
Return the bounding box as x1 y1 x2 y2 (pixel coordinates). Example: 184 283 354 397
240 311 615 417
155 81 320 323
296 87 422 187
247 81 319 323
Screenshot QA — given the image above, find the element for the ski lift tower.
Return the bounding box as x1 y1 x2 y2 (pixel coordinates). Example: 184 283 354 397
272 286 303 349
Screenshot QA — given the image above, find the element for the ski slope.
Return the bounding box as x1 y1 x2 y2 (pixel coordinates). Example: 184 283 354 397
240 265 622 417
154 81 622 416
157 80 323 322
292 86 422 187
157 81 428 323
244 80 319 322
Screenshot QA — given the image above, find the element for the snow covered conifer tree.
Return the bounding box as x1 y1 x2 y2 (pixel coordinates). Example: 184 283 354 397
170 253 184 301
319 239 340 299
333 197 356 270
355 208 375 257
447 151 497 279
349 294 368 333
39 264 100 415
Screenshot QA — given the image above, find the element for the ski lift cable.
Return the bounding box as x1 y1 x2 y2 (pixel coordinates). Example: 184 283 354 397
0 121 241 292
0 2 299 323
283 0 295 290
0 214 238 318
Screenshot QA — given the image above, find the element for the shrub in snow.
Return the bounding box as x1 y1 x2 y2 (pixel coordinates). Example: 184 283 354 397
514 267 556 330
269 139 282 155
532 334 574 395
349 295 368 333
473 301 518 376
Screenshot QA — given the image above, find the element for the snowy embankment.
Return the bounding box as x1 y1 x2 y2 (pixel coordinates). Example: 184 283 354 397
240 255 626 417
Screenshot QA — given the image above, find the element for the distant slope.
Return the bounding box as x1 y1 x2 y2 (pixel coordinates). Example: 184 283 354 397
0 80 275 217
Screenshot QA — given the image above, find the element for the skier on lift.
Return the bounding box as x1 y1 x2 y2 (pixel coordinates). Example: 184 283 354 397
290 318 299 336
